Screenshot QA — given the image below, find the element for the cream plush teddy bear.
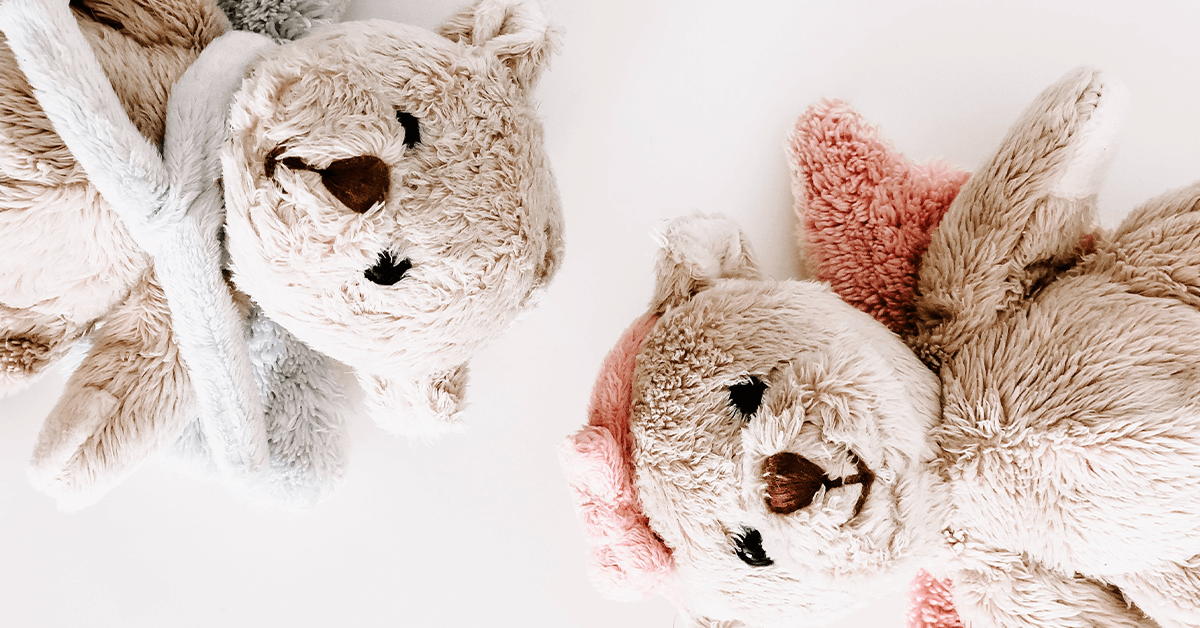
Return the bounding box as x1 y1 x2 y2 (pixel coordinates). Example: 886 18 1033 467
1 0 561 508
564 68 1200 627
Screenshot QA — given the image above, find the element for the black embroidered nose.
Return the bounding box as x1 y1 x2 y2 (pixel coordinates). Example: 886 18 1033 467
270 153 390 214
365 251 411 286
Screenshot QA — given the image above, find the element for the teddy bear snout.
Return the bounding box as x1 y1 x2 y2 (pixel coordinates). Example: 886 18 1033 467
365 251 412 286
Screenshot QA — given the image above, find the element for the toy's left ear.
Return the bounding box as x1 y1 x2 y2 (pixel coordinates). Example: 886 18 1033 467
649 214 763 314
437 0 558 89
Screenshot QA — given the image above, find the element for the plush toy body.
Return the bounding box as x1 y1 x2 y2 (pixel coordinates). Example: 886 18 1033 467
564 68 1200 627
0 0 229 505
1 0 561 509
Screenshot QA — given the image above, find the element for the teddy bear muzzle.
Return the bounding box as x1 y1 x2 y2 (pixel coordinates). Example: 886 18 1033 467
762 451 874 518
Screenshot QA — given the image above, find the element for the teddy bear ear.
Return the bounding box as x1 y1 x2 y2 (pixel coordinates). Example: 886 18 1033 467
787 99 969 336
437 0 558 90
649 214 763 314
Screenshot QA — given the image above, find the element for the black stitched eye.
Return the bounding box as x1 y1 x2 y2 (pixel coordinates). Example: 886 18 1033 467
729 376 767 420
395 111 421 148
365 251 412 286
732 527 773 567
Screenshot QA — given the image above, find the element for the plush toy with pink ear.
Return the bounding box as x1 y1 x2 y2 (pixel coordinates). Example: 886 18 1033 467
788 99 967 628
563 68 1200 628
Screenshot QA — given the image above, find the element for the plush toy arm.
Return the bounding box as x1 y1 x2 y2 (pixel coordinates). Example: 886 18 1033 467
156 31 276 477
240 307 349 508
0 0 169 250
914 68 1126 364
29 271 194 510
951 544 1155 628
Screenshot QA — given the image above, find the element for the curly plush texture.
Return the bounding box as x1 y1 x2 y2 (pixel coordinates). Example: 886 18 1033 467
561 314 672 600
790 100 967 628
908 570 963 628
218 0 348 40
788 99 968 336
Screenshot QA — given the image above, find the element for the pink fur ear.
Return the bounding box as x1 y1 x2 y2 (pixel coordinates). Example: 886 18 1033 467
908 569 964 628
560 314 673 600
787 100 969 335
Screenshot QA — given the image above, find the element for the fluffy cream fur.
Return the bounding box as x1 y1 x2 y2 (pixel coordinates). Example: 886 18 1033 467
0 0 227 507
568 69 1200 627
2 0 562 508
222 2 563 435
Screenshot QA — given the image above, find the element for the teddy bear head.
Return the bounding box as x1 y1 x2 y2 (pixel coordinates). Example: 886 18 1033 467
564 215 945 627
221 0 562 435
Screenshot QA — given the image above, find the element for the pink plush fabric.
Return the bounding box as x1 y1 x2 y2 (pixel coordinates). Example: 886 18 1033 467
787 99 969 336
908 569 965 628
560 314 673 600
789 101 967 625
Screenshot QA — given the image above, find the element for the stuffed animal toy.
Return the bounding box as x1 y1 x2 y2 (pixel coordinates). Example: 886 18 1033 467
562 67 1200 627
0 0 236 506
0 0 354 508
1 0 562 509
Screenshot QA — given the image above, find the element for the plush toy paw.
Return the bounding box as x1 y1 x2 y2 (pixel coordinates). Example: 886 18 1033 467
357 365 469 438
28 272 193 510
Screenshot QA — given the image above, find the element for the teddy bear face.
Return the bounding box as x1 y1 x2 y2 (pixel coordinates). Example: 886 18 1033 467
222 18 561 386
630 277 942 626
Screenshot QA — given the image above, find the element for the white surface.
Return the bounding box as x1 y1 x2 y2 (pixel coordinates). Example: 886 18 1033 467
5 0 1200 626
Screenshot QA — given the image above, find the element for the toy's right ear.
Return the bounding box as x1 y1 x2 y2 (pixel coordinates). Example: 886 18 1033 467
437 0 558 89
649 215 762 314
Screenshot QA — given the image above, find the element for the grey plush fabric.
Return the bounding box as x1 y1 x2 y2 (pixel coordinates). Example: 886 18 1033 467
218 0 349 40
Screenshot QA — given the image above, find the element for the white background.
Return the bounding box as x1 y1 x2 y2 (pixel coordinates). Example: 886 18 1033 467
5 0 1200 626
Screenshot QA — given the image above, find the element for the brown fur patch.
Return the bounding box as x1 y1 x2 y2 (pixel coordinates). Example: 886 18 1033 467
1 335 53 374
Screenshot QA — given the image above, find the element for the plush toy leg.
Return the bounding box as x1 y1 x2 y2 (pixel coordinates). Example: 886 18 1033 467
242 308 348 508
915 68 1127 364
0 308 76 395
357 366 469 438
951 546 1156 628
1110 561 1200 628
29 271 193 510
